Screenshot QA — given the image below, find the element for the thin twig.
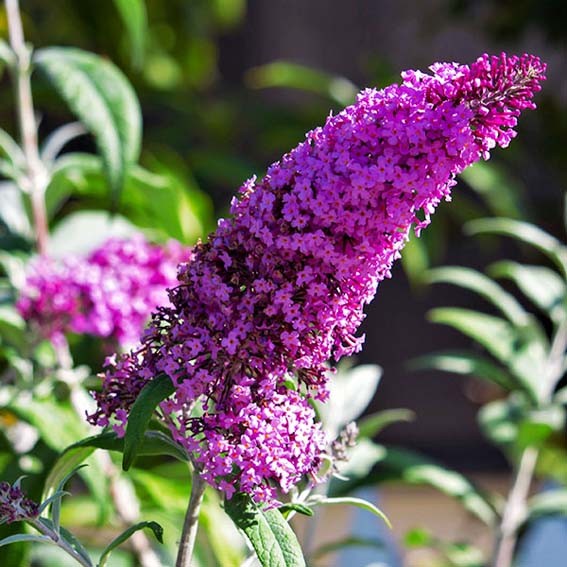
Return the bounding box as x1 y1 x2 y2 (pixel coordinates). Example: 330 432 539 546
176 472 206 567
5 0 49 255
492 446 538 567
54 337 163 567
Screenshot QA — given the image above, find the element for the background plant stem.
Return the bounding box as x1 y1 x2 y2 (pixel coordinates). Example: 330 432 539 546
492 446 538 567
176 472 205 567
5 0 49 255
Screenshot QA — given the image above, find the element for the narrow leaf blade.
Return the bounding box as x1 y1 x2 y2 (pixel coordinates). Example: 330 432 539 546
98 521 163 567
123 375 175 470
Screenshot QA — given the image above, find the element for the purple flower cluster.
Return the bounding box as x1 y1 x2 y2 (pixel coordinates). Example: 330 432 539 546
0 481 39 524
18 235 188 349
89 53 545 503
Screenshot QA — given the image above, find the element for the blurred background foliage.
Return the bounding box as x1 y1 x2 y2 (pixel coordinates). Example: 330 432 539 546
0 1 566 566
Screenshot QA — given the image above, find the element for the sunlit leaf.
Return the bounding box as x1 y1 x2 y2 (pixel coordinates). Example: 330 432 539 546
488 261 566 324
224 493 306 567
246 61 357 106
313 496 390 528
357 409 415 439
278 502 313 518
34 47 141 201
459 161 524 219
428 308 548 404
43 430 187 503
410 351 516 391
466 218 567 277
526 489 567 521
0 534 51 547
318 364 382 437
425 266 530 326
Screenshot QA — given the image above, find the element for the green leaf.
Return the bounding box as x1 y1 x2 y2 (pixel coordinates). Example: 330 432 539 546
410 351 516 391
278 503 313 518
330 445 495 525
400 231 430 288
312 536 384 560
39 518 93 567
123 375 175 470
516 406 566 449
313 496 391 528
459 161 524 219
357 409 415 439
317 364 382 437
404 527 433 548
113 0 148 68
245 61 357 106
424 266 530 326
466 218 567 277
478 399 522 446
488 261 566 324
40 123 87 166
0 39 15 67
34 47 141 201
527 489 567 521
0 128 25 170
44 429 187 504
224 493 306 567
0 534 51 547
10 398 110 522
428 308 548 404
98 521 163 567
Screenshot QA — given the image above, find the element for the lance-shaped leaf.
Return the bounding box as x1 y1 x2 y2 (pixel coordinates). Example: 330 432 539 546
424 266 530 326
427 308 548 404
224 493 306 567
357 409 415 439
312 496 391 528
466 218 567 278
245 61 357 106
488 261 566 324
526 489 567 522
410 351 517 391
44 430 187 501
98 521 163 567
34 47 141 201
123 374 175 470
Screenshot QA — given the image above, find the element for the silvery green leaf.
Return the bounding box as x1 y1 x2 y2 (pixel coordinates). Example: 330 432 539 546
318 364 382 437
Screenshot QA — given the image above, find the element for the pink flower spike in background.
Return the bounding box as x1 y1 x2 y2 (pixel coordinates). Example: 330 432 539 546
17 235 189 350
89 53 546 505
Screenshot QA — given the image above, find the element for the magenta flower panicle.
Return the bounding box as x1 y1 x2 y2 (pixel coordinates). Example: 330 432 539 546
17 235 189 349
89 53 545 504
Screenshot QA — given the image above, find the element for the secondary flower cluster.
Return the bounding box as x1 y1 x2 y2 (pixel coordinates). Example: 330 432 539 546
0 481 39 524
90 53 545 504
18 235 188 349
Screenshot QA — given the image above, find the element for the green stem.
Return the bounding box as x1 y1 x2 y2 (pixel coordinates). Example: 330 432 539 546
176 473 206 567
5 0 49 255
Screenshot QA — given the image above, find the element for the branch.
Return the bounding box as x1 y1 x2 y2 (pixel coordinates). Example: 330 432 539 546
5 0 49 255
